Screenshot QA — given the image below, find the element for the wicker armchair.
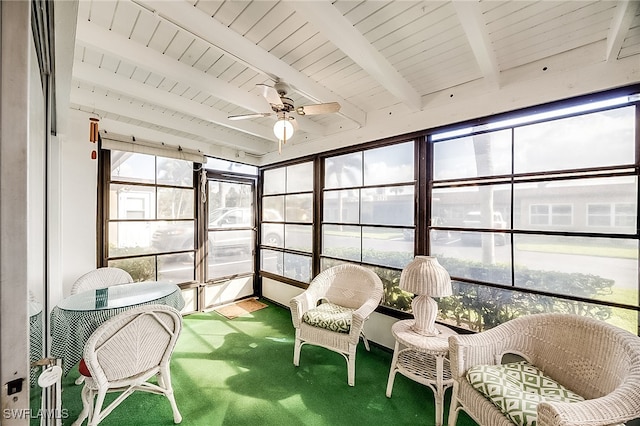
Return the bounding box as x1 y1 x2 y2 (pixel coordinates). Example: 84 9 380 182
448 313 640 426
71 267 133 295
72 304 183 426
290 264 383 386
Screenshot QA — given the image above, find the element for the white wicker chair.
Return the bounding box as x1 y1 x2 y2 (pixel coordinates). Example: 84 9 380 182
71 267 134 385
448 313 640 426
290 264 383 386
71 304 183 426
71 267 133 295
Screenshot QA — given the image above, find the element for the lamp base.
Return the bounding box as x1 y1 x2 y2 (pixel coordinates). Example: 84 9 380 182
410 295 440 336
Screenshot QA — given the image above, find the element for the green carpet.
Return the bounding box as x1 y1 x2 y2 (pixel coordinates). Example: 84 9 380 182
33 300 478 425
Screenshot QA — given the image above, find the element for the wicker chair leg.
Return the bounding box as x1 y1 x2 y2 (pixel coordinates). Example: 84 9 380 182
447 384 460 426
71 386 91 426
361 331 370 351
293 338 302 367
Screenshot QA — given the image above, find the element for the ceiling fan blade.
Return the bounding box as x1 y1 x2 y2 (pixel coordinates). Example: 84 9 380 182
228 112 273 121
256 83 283 109
296 102 341 116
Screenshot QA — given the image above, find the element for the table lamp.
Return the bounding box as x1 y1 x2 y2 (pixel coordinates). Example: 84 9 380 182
399 256 452 336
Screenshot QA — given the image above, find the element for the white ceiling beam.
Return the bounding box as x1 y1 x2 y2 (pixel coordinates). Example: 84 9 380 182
73 61 275 141
453 0 501 88
139 0 366 127
606 0 639 62
75 19 268 113
290 1 422 111
70 87 274 154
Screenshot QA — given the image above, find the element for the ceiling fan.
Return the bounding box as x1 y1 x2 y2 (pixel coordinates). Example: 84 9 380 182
228 82 341 152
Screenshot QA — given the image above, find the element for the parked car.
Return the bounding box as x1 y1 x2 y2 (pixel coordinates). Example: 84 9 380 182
460 211 507 245
151 207 283 257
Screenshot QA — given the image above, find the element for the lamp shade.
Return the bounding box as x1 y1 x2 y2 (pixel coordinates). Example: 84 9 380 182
399 256 452 297
273 118 294 140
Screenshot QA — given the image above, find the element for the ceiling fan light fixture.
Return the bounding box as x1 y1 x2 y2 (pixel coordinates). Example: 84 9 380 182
273 117 294 141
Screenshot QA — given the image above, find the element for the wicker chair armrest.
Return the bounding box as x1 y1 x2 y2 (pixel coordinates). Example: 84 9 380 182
290 290 320 328
537 384 640 426
448 325 517 379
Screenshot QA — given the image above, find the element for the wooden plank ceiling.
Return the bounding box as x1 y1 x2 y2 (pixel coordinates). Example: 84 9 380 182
69 0 640 163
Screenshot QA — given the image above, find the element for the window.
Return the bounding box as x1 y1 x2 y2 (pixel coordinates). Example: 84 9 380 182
106 150 196 283
431 101 639 333
321 142 415 310
260 161 314 283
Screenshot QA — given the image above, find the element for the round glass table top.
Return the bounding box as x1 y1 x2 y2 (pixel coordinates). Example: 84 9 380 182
57 281 179 311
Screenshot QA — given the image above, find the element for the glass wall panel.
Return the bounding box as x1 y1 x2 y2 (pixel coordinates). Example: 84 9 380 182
263 167 286 195
208 230 253 278
363 141 414 185
156 157 193 187
108 221 156 257
284 253 312 283
149 220 195 254
263 196 284 221
285 224 312 252
432 184 511 228
261 249 283 275
108 256 156 282
286 162 314 192
109 184 156 220
513 176 637 233
262 223 284 248
361 186 414 226
362 227 413 268
322 224 361 261
325 152 362 189
514 106 635 173
111 152 155 183
157 187 194 219
513 234 638 307
157 253 195 283
433 129 512 180
205 157 258 175
323 189 359 223
286 194 313 222
430 243 512 286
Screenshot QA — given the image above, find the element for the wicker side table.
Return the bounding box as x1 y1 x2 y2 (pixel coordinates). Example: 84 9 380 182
386 320 457 426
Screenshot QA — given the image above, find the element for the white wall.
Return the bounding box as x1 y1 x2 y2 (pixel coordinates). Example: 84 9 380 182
57 109 99 301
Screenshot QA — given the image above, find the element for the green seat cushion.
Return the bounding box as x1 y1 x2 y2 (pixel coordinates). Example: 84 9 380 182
467 361 584 426
302 302 353 333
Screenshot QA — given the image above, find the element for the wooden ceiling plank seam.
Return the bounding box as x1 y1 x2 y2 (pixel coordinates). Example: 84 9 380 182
242 2 295 44
269 24 319 62
371 7 455 54
497 20 611 69
229 1 279 37
486 1 574 39
480 0 536 24
385 25 468 67
606 0 639 61
490 2 613 46
291 1 422 110
139 0 366 126
349 1 400 26
212 0 250 27
332 0 365 18
354 1 421 41
349 1 410 34
288 37 334 70
359 2 432 46
453 1 501 88
76 20 269 112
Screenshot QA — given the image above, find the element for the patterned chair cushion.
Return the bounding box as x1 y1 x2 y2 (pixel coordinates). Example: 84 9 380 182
302 302 353 333
467 361 584 426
